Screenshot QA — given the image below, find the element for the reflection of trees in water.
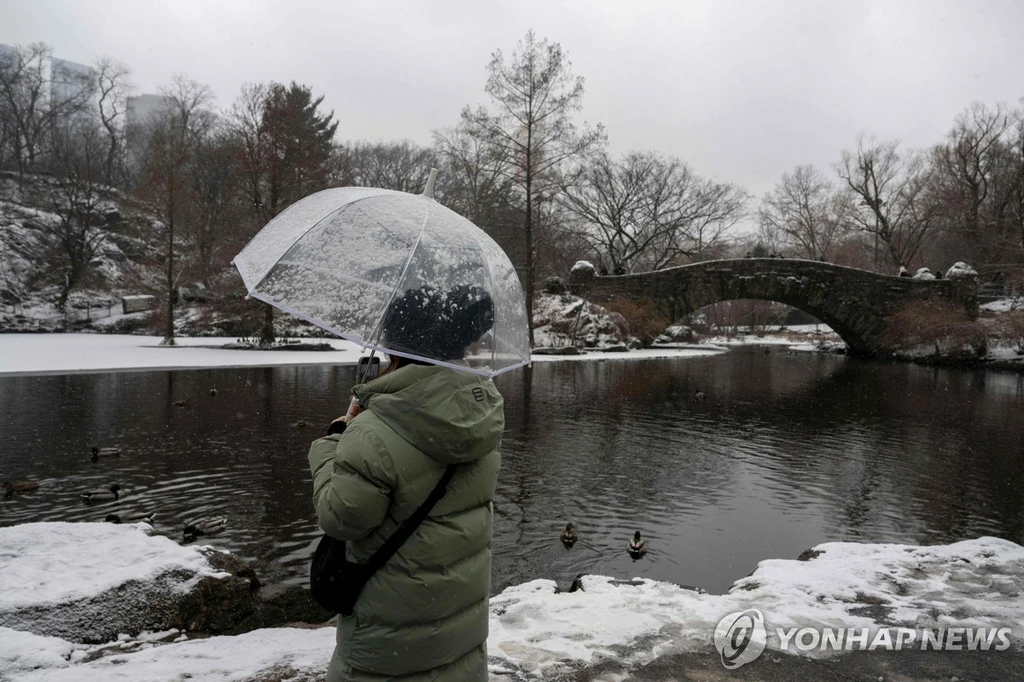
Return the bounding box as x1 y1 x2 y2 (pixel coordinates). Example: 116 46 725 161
729 359 1024 545
495 353 1024 569
493 362 741 555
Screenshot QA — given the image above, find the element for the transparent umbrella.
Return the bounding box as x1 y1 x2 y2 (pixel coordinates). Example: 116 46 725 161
233 171 530 377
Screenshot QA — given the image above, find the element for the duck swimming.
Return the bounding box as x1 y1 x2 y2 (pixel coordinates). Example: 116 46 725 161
560 523 578 549
174 399 190 408
183 517 226 541
3 481 40 498
105 511 155 524
628 531 647 560
81 484 122 504
90 447 121 461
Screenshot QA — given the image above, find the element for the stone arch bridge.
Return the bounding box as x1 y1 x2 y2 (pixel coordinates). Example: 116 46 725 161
568 258 978 356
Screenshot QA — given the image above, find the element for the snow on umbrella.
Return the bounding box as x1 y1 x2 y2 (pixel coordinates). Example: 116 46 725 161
233 171 530 376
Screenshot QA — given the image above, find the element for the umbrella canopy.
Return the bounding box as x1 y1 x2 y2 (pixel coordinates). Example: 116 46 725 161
233 181 530 376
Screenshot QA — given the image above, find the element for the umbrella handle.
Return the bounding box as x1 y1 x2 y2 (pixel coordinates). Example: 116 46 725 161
423 168 437 199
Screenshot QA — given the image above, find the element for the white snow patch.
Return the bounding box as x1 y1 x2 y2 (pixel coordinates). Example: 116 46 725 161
9 626 336 682
0 627 78 674
0 522 213 611
981 297 1024 313
0 333 365 376
530 346 725 363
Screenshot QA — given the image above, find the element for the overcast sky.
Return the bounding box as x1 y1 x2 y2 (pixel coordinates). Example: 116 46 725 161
4 0 1024 199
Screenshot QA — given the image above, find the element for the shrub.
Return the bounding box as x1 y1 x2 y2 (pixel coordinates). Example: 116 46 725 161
543 277 567 295
997 311 1024 355
600 297 670 346
883 300 987 358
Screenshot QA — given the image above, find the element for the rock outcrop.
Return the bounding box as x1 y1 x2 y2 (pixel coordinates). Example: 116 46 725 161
0 522 329 643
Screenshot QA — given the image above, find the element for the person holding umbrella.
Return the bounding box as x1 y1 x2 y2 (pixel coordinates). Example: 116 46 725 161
308 284 503 681
234 171 528 681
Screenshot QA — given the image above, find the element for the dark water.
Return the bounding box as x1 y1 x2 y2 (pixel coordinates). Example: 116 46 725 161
2 349 1023 594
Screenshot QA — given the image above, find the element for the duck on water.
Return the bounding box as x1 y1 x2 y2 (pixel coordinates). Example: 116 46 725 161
4 481 40 498
81 484 122 503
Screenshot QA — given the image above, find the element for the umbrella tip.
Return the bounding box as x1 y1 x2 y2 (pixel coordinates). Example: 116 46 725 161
423 168 438 199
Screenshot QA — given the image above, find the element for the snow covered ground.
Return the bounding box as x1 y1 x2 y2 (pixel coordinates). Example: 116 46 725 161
0 333 730 376
0 334 366 375
0 626 334 682
1 525 1021 681
530 345 726 363
981 297 1023 313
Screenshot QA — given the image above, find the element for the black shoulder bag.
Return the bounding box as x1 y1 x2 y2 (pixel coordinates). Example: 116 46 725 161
310 464 456 616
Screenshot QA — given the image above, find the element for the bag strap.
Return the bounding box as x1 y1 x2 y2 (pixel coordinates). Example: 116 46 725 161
364 465 456 572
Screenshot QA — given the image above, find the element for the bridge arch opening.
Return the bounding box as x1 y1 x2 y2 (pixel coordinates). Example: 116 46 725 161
676 298 862 353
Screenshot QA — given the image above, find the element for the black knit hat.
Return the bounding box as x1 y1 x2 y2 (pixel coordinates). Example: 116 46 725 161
381 285 495 361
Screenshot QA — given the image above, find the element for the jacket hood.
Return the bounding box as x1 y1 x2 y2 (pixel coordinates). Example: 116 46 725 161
352 364 504 464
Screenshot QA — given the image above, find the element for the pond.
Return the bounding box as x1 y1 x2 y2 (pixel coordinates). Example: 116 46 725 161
2 348 1023 594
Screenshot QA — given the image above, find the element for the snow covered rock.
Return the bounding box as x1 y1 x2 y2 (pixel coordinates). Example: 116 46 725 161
0 522 262 643
655 324 695 344
532 293 631 351
570 260 595 276
946 262 979 279
913 268 936 280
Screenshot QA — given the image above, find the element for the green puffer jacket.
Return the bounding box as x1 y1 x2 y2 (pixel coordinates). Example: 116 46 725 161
307 364 503 682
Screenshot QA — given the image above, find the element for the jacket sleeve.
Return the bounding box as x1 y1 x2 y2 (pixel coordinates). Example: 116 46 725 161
307 421 394 541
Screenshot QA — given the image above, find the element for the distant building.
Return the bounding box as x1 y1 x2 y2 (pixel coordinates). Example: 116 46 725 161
0 43 97 118
126 94 172 130
50 57 97 117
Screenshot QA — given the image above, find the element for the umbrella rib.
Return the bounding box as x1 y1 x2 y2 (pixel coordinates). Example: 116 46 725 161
364 200 434 345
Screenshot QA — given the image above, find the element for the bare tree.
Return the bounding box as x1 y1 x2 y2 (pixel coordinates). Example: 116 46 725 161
0 43 93 174
340 140 435 192
462 30 605 344
837 137 938 271
94 57 132 186
561 151 747 273
29 119 112 310
758 165 850 261
134 75 216 345
185 125 244 288
930 102 1023 266
433 123 519 246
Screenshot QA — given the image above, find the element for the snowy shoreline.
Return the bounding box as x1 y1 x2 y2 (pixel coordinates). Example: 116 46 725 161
0 333 735 377
1 523 1022 681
